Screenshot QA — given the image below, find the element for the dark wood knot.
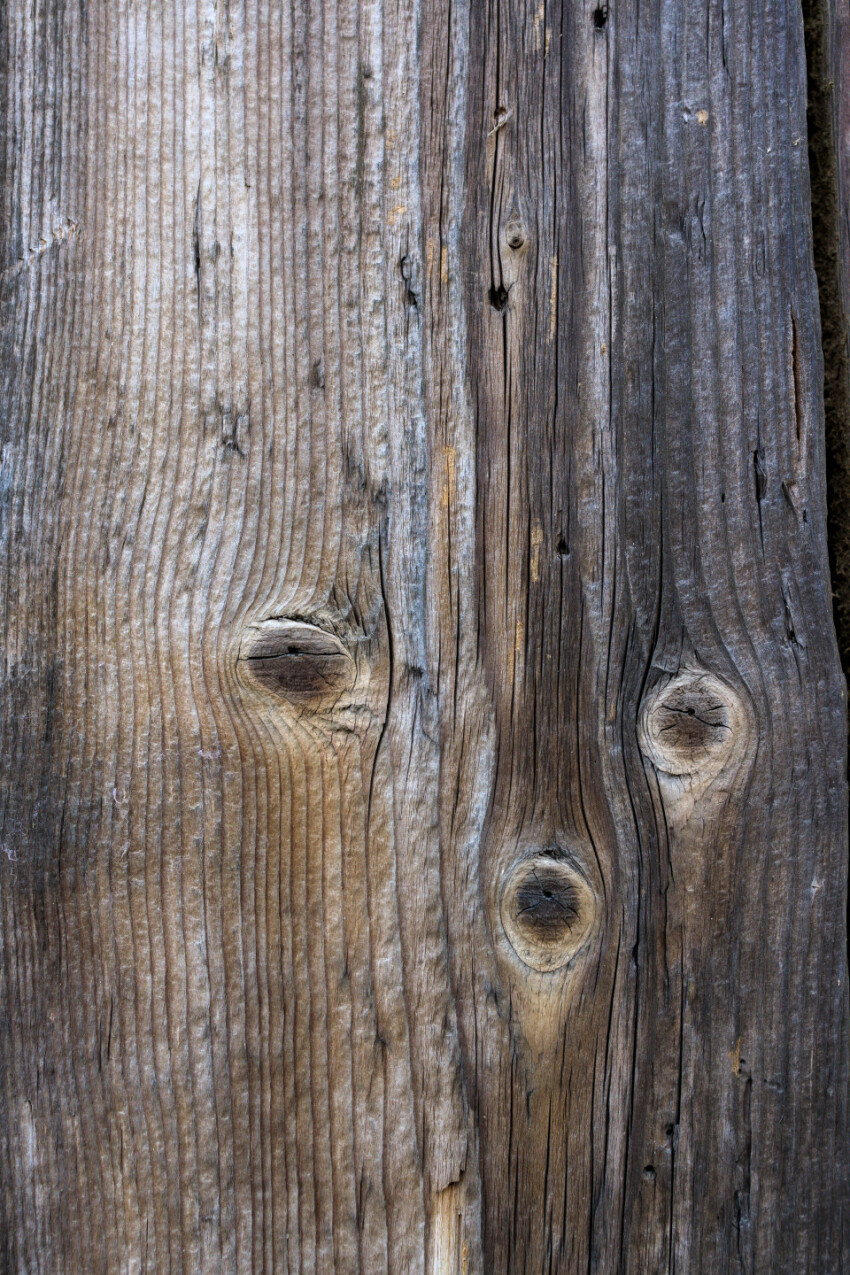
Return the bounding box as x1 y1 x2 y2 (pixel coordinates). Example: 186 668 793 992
238 620 356 704
500 852 596 972
638 669 745 778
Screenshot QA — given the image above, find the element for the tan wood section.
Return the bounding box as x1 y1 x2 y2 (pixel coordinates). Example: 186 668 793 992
0 0 847 1270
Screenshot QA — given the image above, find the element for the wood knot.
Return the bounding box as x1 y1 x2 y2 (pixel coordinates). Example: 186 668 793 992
237 620 356 705
638 669 745 778
500 852 596 972
505 216 526 251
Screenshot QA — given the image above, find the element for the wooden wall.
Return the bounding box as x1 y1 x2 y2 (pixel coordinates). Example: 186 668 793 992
0 0 847 1270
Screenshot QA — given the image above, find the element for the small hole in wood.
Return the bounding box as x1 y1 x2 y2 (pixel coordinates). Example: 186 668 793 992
593 6 608 29
489 284 509 312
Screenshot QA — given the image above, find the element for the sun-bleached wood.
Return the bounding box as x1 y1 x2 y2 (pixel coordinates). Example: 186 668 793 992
0 0 847 1271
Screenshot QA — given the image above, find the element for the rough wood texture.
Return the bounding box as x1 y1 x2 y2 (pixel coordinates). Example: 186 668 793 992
0 0 847 1272
808 0 850 676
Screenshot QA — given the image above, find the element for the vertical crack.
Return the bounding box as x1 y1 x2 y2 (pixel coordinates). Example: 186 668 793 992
802 0 850 680
801 0 850 983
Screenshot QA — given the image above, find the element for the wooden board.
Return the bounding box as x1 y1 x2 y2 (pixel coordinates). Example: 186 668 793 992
0 0 847 1270
810 0 850 677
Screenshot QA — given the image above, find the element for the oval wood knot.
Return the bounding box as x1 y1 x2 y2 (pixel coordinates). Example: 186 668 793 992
500 852 596 972
638 669 746 778
237 620 356 704
505 215 526 251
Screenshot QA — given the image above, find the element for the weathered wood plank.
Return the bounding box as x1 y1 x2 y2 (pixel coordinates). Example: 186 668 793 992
441 0 849 1268
0 0 467 1268
809 0 850 677
0 0 847 1271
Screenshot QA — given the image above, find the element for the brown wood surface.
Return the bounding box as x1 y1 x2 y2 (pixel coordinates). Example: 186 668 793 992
0 0 847 1271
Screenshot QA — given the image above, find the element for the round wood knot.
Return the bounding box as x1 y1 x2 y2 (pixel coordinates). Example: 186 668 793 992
500 853 596 972
638 670 745 777
505 216 526 251
238 620 356 704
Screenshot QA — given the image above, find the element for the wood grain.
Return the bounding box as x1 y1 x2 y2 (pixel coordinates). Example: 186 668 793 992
810 0 850 681
0 0 847 1271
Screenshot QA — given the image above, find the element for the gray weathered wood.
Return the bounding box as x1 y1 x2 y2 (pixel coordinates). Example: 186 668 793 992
809 0 850 675
0 0 847 1271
